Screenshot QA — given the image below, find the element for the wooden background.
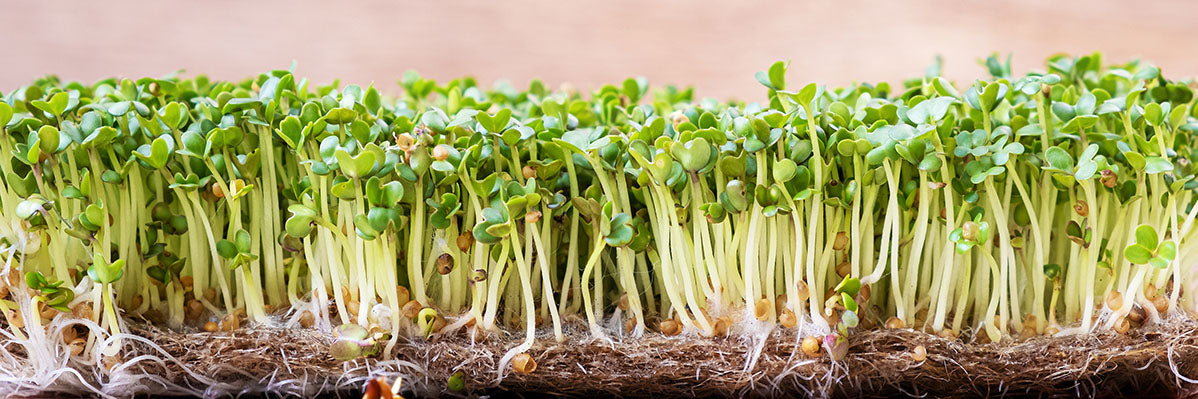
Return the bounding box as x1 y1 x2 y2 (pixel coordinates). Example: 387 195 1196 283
1 0 1194 100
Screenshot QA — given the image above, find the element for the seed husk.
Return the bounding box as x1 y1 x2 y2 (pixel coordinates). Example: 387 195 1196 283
885 316 905 329
402 300 422 319
395 286 410 305
754 298 772 321
457 232 474 252
1152 295 1169 313
795 281 810 302
659 319 682 336
833 232 849 251
1114 316 1131 334
713 316 732 336
299 310 315 328
219 313 240 331
512 353 537 374
436 253 454 275
911 345 927 362
802 336 822 357
779 309 797 328
1105 291 1123 311
68 338 86 356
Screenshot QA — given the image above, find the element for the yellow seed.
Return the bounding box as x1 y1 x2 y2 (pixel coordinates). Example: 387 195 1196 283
1045 325 1060 336
1145 284 1160 301
39 304 58 320
362 376 392 399
204 288 216 302
754 298 772 321
779 309 798 328
512 353 537 374
624 317 638 334
68 338 86 356
1074 200 1089 217
1114 316 1130 334
617 294 629 311
203 321 219 332
299 310 315 328
185 300 204 320
802 336 822 357
457 232 474 252
432 144 451 161
129 295 144 311
402 300 422 319
524 210 542 224
1019 326 1036 340
1152 295 1169 313
833 232 849 251
102 355 122 371
180 276 194 292
1128 305 1146 326
396 286 411 305
395 133 415 151
659 319 682 336
911 345 927 362
1105 291 1123 311
0 284 9 299
795 281 810 302
219 313 240 331
436 253 454 275
713 316 732 336
835 261 850 277
64 323 83 341
433 316 448 333
885 317 906 329
858 284 871 302
521 165 537 180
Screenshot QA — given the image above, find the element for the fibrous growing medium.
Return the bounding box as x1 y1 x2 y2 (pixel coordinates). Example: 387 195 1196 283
0 53 1196 397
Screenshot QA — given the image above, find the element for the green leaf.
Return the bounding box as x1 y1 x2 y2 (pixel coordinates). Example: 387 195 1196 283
334 149 377 179
476 108 512 133
773 159 797 182
325 107 357 124
670 138 711 172
1044 146 1074 171
834 275 861 297
1123 243 1153 264
87 255 125 284
216 240 238 259
1148 256 1169 269
1143 157 1172 174
37 125 61 154
0 102 12 127
604 213 635 247
16 198 46 220
1134 224 1158 250
1158 241 1176 261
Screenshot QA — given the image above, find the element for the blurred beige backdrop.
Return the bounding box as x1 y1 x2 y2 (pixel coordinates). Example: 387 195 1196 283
1 0 1194 100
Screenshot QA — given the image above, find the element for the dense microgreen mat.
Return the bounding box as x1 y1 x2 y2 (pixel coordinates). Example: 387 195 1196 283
0 53 1196 395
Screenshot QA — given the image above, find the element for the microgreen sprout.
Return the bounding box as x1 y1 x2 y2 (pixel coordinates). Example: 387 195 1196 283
0 54 1195 377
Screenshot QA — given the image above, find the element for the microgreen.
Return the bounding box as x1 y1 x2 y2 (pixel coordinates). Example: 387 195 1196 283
1 54 1195 373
